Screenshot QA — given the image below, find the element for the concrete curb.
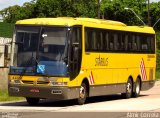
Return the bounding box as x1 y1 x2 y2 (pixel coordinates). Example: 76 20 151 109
0 100 26 105
155 80 160 86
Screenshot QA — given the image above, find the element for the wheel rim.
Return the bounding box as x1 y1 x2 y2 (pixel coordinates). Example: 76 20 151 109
127 82 132 94
80 86 85 98
136 81 140 94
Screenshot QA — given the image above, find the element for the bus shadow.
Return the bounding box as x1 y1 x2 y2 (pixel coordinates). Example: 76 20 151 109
38 94 147 107
86 94 146 104
0 94 147 107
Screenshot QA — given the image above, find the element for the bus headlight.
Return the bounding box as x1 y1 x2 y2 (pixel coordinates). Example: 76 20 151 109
9 87 20 92
10 79 21 84
51 82 67 86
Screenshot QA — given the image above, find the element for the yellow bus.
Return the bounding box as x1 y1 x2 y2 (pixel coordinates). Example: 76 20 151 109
8 17 156 105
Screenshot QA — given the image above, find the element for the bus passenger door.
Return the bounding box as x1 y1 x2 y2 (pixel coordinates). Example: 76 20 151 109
69 26 82 79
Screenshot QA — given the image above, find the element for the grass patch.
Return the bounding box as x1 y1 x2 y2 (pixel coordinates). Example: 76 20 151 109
156 70 160 81
0 90 24 102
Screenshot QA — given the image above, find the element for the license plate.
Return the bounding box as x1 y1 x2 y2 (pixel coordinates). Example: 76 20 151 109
30 89 40 93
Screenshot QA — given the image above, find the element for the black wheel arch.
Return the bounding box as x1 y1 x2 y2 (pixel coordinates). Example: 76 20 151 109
82 78 90 97
128 75 134 87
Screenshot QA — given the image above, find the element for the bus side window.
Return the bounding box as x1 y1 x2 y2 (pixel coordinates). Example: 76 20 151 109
103 31 109 51
140 35 149 52
97 30 102 51
128 43 132 50
113 33 119 51
92 31 97 51
121 41 125 51
109 32 114 51
136 35 141 52
127 34 132 51
150 36 155 53
131 35 137 51
85 28 92 51
132 43 137 51
99 31 103 51
124 35 128 51
110 42 114 50
142 44 148 50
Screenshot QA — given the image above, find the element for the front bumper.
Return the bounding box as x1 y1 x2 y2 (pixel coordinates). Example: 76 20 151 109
8 84 79 100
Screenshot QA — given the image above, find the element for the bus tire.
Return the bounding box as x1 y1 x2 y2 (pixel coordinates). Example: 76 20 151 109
26 97 39 106
132 78 141 97
77 83 87 105
122 79 133 99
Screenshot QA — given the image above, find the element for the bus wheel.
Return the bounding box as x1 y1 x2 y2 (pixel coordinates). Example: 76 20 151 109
122 79 133 99
26 97 39 106
132 79 141 97
77 83 87 105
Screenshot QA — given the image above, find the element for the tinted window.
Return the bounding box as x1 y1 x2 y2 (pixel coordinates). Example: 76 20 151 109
85 27 155 54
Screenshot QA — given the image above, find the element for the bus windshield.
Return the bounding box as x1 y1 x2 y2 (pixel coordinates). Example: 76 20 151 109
11 26 69 76
39 27 67 62
14 26 39 67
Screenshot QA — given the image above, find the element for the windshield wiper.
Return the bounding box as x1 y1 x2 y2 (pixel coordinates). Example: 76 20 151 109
18 55 41 78
32 56 39 65
18 57 34 80
59 51 63 61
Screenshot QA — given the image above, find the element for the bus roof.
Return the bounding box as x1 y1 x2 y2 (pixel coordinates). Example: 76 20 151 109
16 17 155 34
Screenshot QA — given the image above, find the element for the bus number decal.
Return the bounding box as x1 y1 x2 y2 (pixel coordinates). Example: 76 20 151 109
95 55 108 66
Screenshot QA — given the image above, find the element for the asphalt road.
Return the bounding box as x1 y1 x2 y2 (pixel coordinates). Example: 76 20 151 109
0 81 160 118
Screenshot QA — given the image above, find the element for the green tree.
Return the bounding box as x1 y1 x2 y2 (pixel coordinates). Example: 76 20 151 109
34 0 97 18
0 0 36 23
149 2 160 29
71 0 97 18
0 5 21 23
1 0 160 32
34 0 62 17
101 0 147 25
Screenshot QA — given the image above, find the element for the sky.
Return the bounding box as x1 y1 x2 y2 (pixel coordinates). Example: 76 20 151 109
0 0 32 10
0 0 160 10
151 0 160 3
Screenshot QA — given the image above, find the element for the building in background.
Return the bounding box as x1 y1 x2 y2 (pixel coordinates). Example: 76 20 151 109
0 22 13 67
0 37 11 67
0 15 3 22
0 22 13 90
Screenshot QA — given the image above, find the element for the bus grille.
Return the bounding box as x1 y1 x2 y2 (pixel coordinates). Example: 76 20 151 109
22 80 50 85
37 81 50 84
22 80 34 84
